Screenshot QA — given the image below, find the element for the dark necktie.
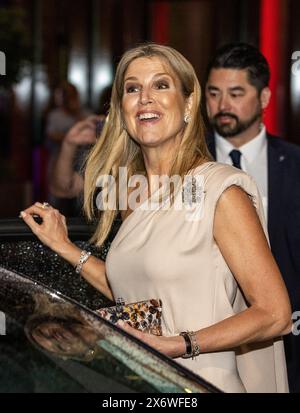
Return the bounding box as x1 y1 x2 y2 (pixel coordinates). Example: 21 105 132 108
229 149 242 169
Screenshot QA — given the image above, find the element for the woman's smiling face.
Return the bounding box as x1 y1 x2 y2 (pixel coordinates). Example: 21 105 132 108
122 56 189 150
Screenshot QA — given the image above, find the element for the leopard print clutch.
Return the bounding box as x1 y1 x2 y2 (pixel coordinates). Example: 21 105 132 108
96 298 162 336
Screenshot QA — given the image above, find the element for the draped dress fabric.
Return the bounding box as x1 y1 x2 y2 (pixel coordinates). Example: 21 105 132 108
105 162 289 393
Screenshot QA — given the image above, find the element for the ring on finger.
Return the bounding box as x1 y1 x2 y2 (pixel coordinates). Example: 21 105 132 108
42 202 51 209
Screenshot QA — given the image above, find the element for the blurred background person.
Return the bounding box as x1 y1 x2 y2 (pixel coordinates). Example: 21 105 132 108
205 42 300 393
45 81 91 215
49 110 122 250
49 85 112 198
49 86 112 215
45 81 91 160
49 115 104 213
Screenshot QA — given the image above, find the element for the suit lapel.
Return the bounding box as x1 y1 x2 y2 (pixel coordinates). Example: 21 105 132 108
267 134 286 237
206 132 216 159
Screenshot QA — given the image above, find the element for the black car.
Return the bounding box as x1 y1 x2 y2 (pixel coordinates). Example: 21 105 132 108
0 218 221 393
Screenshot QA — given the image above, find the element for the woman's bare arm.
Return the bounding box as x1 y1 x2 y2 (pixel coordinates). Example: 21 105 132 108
20 203 114 301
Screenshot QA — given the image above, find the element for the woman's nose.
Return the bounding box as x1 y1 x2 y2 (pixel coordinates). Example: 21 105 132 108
139 88 154 105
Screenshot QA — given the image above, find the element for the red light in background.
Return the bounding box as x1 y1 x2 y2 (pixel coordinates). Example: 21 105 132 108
259 0 281 136
151 2 170 45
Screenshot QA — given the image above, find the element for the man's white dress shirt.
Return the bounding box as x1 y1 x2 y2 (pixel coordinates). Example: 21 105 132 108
215 126 268 220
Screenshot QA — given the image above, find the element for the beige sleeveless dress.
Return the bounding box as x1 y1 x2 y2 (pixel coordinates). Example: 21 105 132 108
105 162 289 393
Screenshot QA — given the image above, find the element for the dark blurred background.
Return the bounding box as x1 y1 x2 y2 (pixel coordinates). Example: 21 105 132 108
0 0 300 217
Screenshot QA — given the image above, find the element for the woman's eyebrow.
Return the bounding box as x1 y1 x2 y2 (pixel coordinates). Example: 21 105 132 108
124 76 138 82
124 72 172 83
153 72 172 78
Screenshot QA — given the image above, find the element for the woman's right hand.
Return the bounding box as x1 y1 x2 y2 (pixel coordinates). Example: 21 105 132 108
20 202 72 254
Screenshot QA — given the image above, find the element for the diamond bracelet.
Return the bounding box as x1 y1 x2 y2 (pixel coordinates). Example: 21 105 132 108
75 250 91 274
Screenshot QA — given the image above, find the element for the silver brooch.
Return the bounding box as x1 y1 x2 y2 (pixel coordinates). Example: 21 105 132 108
182 176 205 207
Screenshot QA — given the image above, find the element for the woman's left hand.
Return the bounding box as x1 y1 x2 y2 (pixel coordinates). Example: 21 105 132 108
116 321 185 358
20 202 71 253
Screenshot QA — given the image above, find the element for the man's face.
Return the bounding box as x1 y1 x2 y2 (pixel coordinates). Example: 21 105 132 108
205 68 264 138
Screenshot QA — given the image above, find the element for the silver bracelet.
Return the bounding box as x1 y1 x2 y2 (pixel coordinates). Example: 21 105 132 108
189 331 201 359
75 250 91 274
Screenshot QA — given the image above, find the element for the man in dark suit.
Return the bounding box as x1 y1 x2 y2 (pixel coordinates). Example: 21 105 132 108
205 43 300 393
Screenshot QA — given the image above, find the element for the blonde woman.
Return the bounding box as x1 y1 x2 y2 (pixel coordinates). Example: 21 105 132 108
21 43 291 393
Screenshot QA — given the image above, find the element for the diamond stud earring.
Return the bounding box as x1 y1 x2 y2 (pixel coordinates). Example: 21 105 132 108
184 113 191 123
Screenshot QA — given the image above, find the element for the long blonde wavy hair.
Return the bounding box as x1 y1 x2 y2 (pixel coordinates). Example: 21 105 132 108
84 43 211 246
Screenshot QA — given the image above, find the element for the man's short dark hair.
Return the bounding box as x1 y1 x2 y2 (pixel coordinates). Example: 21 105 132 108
207 43 270 93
